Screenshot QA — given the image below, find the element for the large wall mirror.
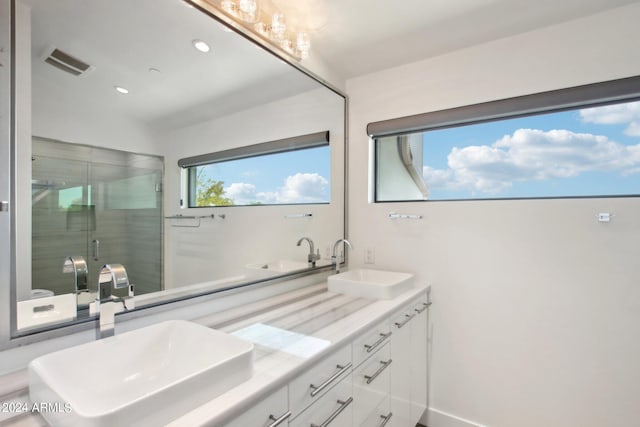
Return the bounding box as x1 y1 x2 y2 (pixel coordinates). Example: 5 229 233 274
9 0 345 338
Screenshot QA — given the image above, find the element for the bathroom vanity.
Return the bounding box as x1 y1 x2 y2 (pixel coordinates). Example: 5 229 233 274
1 278 430 427
172 281 431 427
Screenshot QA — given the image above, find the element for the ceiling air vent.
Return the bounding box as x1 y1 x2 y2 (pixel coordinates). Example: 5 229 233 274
43 47 93 76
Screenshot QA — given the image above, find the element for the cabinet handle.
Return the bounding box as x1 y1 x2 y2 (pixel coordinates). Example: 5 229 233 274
377 412 393 427
310 397 353 427
415 301 432 314
364 332 392 353
364 359 392 385
309 362 352 397
267 411 291 427
394 313 415 328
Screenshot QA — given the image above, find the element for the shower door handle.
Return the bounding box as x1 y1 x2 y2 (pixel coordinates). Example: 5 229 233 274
92 239 100 261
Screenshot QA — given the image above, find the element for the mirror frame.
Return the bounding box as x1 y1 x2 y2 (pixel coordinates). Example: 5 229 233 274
0 0 348 349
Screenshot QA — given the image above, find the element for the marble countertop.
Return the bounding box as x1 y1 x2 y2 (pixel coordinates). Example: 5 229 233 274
0 280 428 427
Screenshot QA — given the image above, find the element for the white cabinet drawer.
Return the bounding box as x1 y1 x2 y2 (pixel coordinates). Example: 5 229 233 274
221 385 290 427
289 344 352 418
290 374 353 427
352 319 392 368
352 344 391 426
390 303 415 331
359 397 392 427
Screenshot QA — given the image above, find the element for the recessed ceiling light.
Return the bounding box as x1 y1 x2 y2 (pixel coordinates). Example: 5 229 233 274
192 39 211 53
114 86 129 94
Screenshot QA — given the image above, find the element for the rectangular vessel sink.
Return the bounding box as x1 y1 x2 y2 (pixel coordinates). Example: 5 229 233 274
29 320 254 427
328 268 414 299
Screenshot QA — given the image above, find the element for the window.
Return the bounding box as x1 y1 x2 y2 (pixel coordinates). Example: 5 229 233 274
179 132 330 207
371 76 640 201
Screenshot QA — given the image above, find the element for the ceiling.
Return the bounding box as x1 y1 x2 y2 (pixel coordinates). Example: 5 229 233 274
21 0 639 130
23 0 320 130
301 0 640 79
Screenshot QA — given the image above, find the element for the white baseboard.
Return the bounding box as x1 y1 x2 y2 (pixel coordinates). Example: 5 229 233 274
425 408 486 427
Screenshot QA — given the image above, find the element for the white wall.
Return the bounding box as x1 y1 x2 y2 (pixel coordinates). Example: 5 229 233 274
346 4 640 427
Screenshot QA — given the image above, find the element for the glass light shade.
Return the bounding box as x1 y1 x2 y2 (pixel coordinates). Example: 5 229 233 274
221 0 237 15
271 12 286 39
279 38 294 54
239 0 256 14
254 22 269 37
238 0 257 22
296 32 310 58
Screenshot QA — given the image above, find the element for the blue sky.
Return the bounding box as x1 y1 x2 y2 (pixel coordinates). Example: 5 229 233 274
196 145 330 205
422 100 640 199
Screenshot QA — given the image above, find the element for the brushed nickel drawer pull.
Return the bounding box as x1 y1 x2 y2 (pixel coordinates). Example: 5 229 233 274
267 410 291 427
310 397 353 427
378 412 393 427
309 362 352 397
92 239 100 261
364 331 392 353
415 301 432 314
394 313 415 328
364 359 392 385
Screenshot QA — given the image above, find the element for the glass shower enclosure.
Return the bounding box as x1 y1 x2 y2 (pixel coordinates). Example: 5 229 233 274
31 138 164 305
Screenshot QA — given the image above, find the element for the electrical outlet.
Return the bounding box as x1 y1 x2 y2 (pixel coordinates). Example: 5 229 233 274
365 247 375 264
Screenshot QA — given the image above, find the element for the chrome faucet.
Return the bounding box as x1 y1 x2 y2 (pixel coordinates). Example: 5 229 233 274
95 264 134 339
331 239 353 274
297 237 321 266
62 256 89 304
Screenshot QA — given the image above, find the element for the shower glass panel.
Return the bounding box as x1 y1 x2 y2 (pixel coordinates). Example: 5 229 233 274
31 139 164 304
32 156 90 298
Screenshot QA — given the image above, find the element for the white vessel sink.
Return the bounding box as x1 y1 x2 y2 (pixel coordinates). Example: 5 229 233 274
328 268 414 300
244 259 310 278
29 320 254 427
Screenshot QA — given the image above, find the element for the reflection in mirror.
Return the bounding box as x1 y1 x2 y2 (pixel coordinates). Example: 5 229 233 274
12 0 345 336
181 131 331 207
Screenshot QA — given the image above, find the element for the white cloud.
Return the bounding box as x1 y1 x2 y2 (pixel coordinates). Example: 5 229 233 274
580 101 640 136
423 128 640 195
277 173 328 203
224 182 258 205
224 173 328 205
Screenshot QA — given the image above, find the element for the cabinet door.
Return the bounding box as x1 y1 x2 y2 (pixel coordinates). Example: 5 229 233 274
410 293 430 425
388 303 414 427
221 386 290 427
352 319 392 368
290 374 353 427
